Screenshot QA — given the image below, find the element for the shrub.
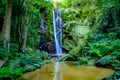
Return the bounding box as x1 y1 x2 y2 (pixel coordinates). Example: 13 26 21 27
0 67 23 80
0 48 10 59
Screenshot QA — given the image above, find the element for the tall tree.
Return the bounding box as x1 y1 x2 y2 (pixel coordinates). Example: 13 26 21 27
18 0 30 52
21 0 30 52
1 0 12 49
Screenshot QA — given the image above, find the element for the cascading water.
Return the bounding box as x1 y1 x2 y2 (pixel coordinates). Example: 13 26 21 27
53 9 63 55
53 9 63 80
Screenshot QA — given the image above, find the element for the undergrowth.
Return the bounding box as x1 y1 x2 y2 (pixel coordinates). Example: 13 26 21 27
68 0 120 72
0 43 48 80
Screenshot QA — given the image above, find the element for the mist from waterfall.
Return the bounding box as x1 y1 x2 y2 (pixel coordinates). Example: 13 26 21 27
53 9 62 55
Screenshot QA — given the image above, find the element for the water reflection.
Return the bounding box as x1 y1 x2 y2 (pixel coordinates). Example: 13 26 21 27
18 61 115 80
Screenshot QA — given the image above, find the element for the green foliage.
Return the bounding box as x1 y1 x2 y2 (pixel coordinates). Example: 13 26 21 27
0 51 46 80
0 67 23 80
31 0 53 9
66 54 79 61
63 39 75 51
0 0 6 32
18 53 45 71
96 0 120 9
75 0 120 70
25 49 48 59
96 0 120 33
10 0 54 49
84 36 120 58
0 48 10 59
0 0 51 76
96 54 120 70
9 44 19 53
26 0 54 47
80 2 120 57
54 0 70 8
75 56 91 65
38 51 48 60
111 40 120 51
78 13 120 70
0 41 19 59
88 40 111 57
0 44 46 79
0 0 6 14
27 27 40 47
62 0 98 54
75 36 120 69
0 7 4 14
7 52 46 71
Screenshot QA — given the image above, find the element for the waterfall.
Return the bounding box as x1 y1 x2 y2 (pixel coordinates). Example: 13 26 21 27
53 9 62 55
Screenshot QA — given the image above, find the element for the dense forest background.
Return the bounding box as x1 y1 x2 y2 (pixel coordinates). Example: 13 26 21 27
0 0 120 80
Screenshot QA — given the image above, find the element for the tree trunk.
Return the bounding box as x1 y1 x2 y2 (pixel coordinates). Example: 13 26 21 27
1 0 12 49
20 0 30 52
18 0 24 52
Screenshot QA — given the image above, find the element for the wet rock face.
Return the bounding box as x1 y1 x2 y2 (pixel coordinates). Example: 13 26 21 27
35 40 55 54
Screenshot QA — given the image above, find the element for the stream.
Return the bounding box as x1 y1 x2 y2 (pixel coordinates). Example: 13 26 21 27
18 61 115 80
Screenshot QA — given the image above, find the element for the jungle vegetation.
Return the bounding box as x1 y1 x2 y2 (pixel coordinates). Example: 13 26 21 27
0 0 120 80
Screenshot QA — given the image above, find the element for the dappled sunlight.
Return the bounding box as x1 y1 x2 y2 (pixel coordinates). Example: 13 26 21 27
54 0 63 3
53 0 64 7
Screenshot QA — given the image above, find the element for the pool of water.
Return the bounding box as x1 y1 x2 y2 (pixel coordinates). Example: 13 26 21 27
18 61 115 80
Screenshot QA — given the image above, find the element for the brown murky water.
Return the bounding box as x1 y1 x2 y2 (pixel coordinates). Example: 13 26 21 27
18 61 115 80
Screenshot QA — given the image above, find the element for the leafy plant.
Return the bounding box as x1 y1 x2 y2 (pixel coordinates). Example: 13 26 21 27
111 40 120 51
0 48 10 59
25 49 48 59
75 56 91 65
0 67 23 80
19 54 45 71
88 40 112 57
